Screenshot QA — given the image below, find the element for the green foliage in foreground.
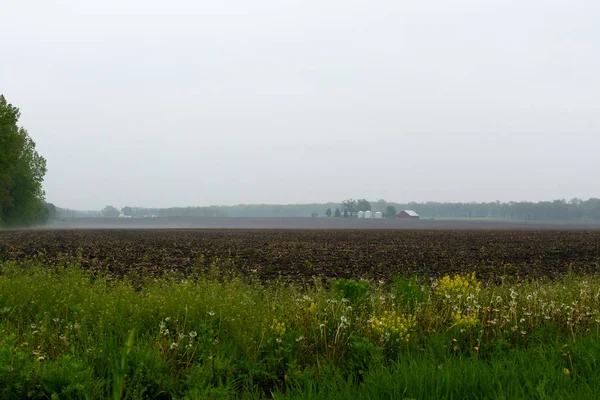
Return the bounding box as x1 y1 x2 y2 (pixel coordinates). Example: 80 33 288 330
1 261 600 399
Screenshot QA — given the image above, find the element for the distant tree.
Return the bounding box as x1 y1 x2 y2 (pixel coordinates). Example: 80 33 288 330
45 202 57 220
343 210 349 218
121 206 134 217
385 205 397 219
101 205 120 218
341 199 357 216
311 212 318 218
0 94 48 227
334 208 341 218
325 208 332 217
375 199 387 212
357 199 372 212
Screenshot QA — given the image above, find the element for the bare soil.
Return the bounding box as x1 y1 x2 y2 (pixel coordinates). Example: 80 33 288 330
2 229 600 283
47 216 600 230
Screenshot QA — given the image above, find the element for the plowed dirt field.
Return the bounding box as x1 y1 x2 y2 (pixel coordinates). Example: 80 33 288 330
2 229 600 283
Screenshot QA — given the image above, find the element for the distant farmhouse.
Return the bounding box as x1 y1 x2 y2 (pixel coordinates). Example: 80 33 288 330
397 210 420 219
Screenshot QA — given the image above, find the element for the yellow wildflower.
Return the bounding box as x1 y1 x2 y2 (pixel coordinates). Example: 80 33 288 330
270 319 286 337
435 272 481 299
452 311 480 328
370 311 416 343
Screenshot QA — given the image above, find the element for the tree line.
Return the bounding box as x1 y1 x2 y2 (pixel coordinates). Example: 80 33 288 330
56 198 600 221
401 198 600 221
336 198 600 221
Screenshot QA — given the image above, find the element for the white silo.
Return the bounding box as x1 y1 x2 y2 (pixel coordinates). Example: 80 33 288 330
357 211 365 219
375 211 383 219
365 210 372 219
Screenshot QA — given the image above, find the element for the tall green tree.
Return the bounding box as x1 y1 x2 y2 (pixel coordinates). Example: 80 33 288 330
325 207 332 217
0 95 48 227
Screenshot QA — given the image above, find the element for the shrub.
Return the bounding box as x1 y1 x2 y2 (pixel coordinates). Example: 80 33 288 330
333 279 369 303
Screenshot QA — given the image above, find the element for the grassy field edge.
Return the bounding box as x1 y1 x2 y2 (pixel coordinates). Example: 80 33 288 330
1 259 599 399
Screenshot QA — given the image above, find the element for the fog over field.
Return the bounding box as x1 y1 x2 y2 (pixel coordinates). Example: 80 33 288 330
2 0 598 210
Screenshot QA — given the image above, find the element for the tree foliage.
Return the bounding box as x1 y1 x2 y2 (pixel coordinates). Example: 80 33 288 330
102 206 120 218
357 199 372 212
341 199 357 216
54 199 600 222
121 206 134 217
0 95 49 227
385 205 397 219
334 208 341 218
375 199 388 213
325 208 332 217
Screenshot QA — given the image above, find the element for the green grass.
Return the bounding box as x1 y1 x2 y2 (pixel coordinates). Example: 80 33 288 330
1 259 600 399
278 337 600 399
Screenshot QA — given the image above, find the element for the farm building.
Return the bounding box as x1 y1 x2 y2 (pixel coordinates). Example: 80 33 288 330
397 210 420 219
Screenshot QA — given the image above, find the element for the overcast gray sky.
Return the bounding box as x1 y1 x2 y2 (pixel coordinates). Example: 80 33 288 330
1 0 598 210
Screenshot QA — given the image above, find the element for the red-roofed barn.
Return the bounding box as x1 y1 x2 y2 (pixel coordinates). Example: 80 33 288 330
397 210 420 219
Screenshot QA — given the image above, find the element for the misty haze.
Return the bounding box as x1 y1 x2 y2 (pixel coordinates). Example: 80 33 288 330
2 0 598 211
2 1 600 398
